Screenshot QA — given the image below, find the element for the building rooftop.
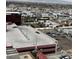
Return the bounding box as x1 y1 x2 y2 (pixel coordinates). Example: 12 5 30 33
58 26 72 29
58 26 72 34
6 23 57 48
6 12 21 15
7 52 35 59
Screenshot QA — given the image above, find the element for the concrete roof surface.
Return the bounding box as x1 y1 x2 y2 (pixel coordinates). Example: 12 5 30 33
6 23 57 48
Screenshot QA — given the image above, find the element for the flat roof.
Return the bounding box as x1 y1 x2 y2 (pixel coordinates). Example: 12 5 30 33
7 52 34 59
6 23 57 48
58 26 72 34
58 26 72 29
6 12 21 15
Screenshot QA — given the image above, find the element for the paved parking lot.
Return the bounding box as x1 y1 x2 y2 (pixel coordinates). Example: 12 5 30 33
56 36 72 50
39 29 72 50
38 29 72 59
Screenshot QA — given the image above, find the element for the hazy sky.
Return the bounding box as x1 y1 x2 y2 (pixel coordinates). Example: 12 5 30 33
64 0 72 2
7 0 72 2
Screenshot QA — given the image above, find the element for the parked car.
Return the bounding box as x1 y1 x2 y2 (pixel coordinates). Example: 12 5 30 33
60 55 71 59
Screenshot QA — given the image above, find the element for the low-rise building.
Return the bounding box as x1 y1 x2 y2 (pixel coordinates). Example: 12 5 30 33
7 52 35 59
6 12 21 25
6 23 58 53
57 26 72 34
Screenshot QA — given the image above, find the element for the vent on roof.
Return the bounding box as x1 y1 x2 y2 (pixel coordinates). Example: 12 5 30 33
36 31 40 34
24 56 28 58
13 26 17 28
